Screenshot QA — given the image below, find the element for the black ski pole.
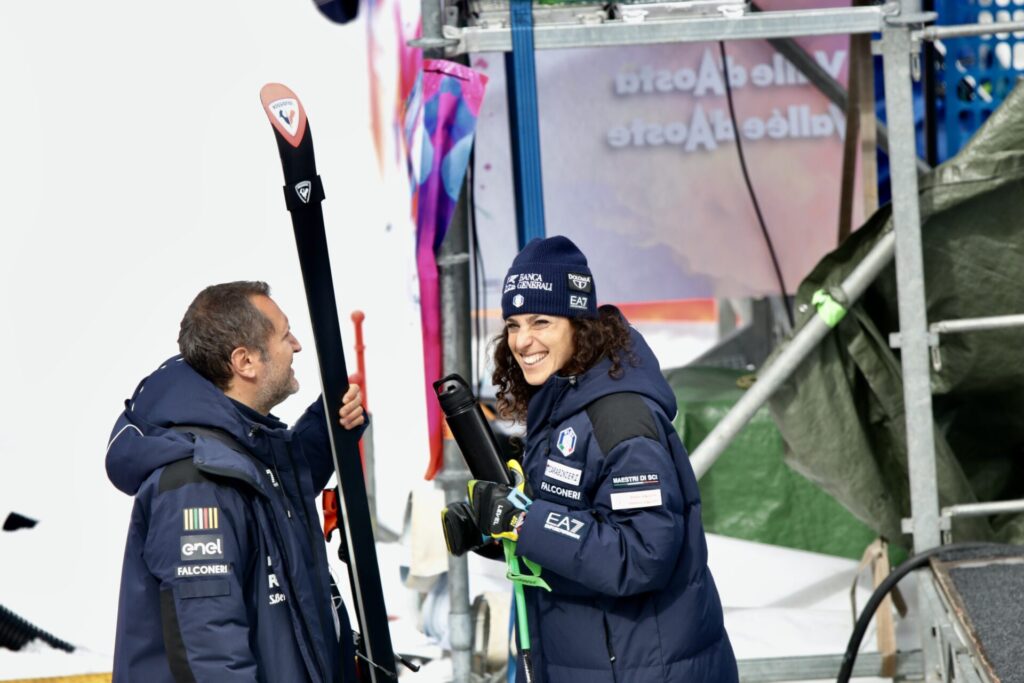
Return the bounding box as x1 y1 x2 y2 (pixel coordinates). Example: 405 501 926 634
260 83 398 682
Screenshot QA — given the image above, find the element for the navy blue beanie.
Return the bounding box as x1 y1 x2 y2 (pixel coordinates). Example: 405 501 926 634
501 236 598 319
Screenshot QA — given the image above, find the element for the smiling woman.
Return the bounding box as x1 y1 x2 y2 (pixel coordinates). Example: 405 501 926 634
453 235 740 682
503 314 574 385
495 307 636 419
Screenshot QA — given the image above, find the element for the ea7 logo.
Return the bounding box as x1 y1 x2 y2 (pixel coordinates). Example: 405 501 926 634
569 295 588 310
180 534 224 561
544 512 584 540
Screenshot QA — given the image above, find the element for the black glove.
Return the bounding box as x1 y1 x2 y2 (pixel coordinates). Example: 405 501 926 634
441 501 491 556
468 460 532 542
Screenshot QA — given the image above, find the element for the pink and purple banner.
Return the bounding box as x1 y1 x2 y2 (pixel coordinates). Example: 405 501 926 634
404 60 488 480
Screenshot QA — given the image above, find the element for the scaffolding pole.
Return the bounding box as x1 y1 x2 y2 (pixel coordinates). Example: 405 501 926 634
881 7 942 554
437 196 475 683
690 229 896 480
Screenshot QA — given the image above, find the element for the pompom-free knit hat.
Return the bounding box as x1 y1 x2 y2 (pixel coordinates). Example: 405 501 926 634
500 236 598 319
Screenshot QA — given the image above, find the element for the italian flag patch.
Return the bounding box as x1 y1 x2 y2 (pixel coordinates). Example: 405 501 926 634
183 507 219 531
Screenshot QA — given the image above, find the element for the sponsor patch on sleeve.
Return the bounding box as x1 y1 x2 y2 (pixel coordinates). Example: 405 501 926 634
543 512 585 540
176 563 231 578
540 481 582 501
610 489 663 511
612 473 660 488
180 534 224 561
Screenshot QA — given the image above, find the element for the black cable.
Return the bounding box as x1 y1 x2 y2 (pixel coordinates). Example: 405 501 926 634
837 542 1007 683
718 41 795 328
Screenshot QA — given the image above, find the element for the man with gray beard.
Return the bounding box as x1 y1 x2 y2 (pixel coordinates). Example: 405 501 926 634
106 281 364 682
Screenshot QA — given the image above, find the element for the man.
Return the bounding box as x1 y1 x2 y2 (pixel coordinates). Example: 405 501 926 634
106 281 364 682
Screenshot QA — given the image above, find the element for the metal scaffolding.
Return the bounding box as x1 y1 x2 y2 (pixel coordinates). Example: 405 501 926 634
415 1 1023 680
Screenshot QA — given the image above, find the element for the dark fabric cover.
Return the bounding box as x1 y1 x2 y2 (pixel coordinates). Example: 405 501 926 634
768 82 1024 545
668 365 881 559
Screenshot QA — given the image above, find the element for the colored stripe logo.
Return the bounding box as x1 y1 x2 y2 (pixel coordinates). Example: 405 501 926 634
183 507 219 531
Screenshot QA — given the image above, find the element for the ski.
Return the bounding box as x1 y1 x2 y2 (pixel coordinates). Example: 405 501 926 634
260 83 397 682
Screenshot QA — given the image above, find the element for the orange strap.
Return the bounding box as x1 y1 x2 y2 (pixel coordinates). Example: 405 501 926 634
322 488 339 541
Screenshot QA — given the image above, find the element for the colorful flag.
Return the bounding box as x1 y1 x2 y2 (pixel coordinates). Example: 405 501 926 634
404 59 488 479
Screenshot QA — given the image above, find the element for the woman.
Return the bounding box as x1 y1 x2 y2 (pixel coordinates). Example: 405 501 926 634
468 236 738 682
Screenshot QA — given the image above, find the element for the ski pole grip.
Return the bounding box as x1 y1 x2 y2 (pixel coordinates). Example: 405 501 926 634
433 374 512 486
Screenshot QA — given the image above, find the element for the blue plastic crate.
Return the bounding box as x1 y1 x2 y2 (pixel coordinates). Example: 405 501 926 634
938 0 1024 155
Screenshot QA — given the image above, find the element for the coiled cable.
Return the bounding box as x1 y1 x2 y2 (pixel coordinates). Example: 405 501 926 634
0 603 74 653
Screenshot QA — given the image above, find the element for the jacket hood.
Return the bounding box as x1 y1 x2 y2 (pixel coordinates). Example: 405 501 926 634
527 327 678 429
105 356 284 495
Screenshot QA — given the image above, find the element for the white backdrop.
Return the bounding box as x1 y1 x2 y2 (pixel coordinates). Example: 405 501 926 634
0 0 430 667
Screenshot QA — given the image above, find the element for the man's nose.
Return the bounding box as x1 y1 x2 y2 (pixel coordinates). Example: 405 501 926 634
291 336 302 353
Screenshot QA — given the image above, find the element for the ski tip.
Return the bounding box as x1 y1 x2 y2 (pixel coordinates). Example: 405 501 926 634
260 83 308 149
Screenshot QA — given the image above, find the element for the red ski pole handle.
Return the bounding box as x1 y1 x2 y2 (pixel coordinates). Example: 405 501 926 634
351 310 367 409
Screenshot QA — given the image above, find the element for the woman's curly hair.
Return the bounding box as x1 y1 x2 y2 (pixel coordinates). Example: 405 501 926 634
491 304 638 423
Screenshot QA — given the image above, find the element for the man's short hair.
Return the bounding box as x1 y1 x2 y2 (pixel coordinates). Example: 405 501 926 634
178 281 275 390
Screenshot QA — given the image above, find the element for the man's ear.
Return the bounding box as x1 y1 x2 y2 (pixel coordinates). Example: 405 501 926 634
229 346 259 381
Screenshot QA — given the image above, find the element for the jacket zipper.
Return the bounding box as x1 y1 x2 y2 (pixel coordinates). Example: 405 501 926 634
254 426 330 682
550 375 576 423
203 426 328 682
193 461 326 681
284 442 315 544
263 493 329 683
250 425 291 518
602 612 617 667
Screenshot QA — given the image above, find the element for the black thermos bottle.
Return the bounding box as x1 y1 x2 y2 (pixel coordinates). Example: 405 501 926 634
432 374 513 486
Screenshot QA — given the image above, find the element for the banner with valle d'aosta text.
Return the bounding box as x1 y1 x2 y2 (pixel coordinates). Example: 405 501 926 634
472 0 863 310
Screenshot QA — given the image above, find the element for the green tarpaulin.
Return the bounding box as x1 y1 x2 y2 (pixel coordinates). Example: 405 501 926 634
764 82 1024 546
669 365 880 559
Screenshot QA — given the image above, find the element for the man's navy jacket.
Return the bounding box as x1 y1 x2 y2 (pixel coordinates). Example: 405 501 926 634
106 356 357 682
512 329 739 682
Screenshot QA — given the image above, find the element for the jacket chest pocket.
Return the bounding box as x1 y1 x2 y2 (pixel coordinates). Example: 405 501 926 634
529 443 592 509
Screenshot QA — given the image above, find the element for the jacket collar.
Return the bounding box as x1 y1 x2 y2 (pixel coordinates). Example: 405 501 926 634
523 327 679 431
